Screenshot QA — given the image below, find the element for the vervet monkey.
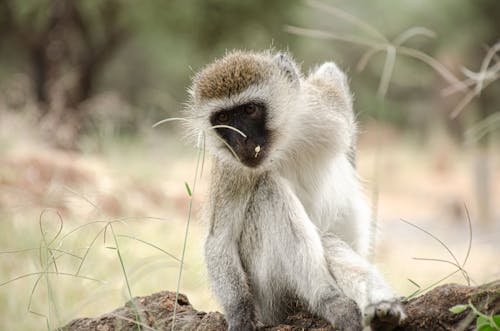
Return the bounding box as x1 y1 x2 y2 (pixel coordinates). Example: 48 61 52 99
186 50 405 331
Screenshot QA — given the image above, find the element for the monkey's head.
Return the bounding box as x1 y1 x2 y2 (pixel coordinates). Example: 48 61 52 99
186 50 302 171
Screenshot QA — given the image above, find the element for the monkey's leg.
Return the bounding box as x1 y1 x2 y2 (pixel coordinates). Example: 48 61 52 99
285 237 362 331
321 234 406 331
303 281 363 331
271 181 362 330
205 234 256 331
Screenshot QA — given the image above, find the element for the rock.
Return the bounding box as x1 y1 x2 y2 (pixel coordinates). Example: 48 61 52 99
60 281 500 331
396 281 499 331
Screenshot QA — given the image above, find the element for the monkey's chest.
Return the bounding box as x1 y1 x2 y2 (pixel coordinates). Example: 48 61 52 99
238 213 307 323
237 176 296 273
237 200 296 285
238 211 265 273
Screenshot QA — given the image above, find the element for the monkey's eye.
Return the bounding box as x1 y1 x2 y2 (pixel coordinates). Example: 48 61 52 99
216 112 229 123
244 103 257 115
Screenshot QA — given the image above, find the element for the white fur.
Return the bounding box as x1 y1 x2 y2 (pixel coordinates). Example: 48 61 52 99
189 53 404 329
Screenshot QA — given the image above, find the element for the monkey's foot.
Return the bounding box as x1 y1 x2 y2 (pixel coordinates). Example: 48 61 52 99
363 299 406 331
228 320 256 331
328 297 363 331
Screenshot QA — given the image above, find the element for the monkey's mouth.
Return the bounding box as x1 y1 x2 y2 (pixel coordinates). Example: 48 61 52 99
229 143 267 168
225 137 268 168
214 123 271 168
241 146 266 168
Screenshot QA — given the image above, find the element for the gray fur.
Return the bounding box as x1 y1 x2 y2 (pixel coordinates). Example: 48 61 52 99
272 52 301 85
205 165 362 330
188 50 405 331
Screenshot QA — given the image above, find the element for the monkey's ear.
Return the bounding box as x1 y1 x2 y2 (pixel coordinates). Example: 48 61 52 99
273 52 300 85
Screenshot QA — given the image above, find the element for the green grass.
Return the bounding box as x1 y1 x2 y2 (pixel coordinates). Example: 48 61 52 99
0 210 213 330
450 301 500 331
0 133 215 330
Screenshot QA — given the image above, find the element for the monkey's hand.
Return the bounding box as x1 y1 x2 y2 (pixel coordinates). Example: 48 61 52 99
363 299 406 331
314 62 347 83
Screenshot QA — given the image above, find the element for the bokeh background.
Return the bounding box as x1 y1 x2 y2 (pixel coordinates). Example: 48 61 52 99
0 0 499 330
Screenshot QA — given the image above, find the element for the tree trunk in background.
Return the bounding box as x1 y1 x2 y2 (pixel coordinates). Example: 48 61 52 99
474 145 491 226
472 90 498 226
0 0 128 148
471 0 500 227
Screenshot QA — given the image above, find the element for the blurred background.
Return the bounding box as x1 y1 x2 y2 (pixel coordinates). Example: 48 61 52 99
0 0 498 330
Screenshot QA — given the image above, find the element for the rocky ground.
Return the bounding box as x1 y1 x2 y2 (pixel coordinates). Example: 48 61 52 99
61 281 499 331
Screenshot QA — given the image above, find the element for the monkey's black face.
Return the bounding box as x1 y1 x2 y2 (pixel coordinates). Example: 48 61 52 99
210 102 271 168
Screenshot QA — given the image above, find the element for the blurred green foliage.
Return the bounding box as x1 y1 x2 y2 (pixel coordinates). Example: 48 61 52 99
0 0 498 142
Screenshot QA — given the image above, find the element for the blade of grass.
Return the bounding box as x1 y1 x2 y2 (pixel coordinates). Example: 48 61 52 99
401 218 470 285
0 272 103 287
171 137 204 331
306 0 387 42
284 25 380 48
109 223 142 331
404 269 461 300
117 234 181 262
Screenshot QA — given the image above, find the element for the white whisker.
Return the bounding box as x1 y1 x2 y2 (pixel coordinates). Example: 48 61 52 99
207 125 247 138
152 117 191 128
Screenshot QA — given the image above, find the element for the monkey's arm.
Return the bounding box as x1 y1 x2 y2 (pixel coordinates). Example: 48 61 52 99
299 62 356 156
205 231 256 331
270 179 363 331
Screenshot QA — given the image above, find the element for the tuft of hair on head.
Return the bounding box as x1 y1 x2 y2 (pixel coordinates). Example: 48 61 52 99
191 50 301 103
192 51 270 101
